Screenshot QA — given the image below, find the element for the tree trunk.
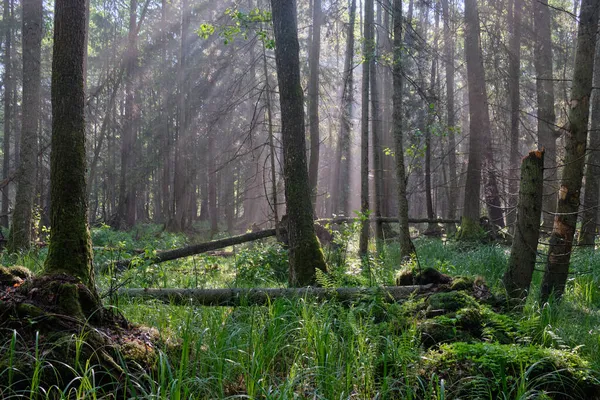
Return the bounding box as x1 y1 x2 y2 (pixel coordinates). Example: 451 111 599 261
459 0 486 240
10 0 42 251
370 6 383 248
307 0 321 207
541 0 599 301
503 150 544 300
208 133 218 235
46 0 96 294
120 285 432 307
392 0 412 258
359 0 373 256
441 0 457 236
331 0 356 217
534 0 557 233
1 0 12 229
578 35 600 245
116 0 138 229
270 0 327 287
506 0 522 230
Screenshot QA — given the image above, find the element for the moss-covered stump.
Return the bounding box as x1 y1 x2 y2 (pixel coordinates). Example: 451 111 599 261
420 342 600 399
0 268 162 396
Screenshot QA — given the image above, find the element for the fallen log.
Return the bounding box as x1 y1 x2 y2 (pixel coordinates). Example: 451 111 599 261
106 228 276 271
119 284 433 306
317 217 460 224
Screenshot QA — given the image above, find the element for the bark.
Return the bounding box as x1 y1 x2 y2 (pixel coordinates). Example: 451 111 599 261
307 0 321 206
208 133 218 235
578 36 600 245
116 0 138 229
1 0 12 229
441 0 457 235
112 228 277 271
9 0 42 251
171 0 191 231
263 43 279 237
270 0 327 287
534 0 557 233
331 0 356 217
359 0 373 256
503 150 545 300
459 0 486 239
506 0 522 230
45 0 96 293
541 0 599 301
370 6 383 247
392 0 412 258
120 285 433 307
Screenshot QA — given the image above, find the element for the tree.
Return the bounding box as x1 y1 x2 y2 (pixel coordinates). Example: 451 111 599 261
359 0 373 256
392 0 412 258
578 35 600 246
459 0 485 239
45 0 97 296
8 0 42 251
533 0 557 233
541 0 599 300
506 0 522 230
270 0 327 287
307 0 322 206
330 0 356 217
1 0 12 229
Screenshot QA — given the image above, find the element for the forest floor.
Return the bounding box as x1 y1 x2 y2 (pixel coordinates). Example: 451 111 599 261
2 222 600 399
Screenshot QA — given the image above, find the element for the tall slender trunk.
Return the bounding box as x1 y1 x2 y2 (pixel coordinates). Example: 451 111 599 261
307 0 321 207
359 0 373 256
10 0 43 251
117 0 138 228
370 2 383 247
392 0 412 258
441 0 457 235
1 0 12 229
263 42 279 237
506 0 522 230
270 0 327 286
459 0 486 239
534 0 557 233
331 0 356 217
541 0 599 300
579 35 600 245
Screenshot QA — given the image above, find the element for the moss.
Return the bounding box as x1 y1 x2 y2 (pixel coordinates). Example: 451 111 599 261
427 291 480 313
450 276 475 291
421 342 600 399
7 266 33 280
396 266 452 286
457 216 485 241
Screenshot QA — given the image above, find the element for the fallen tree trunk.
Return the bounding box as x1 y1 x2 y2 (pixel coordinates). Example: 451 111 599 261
119 284 433 306
318 217 460 224
107 229 276 271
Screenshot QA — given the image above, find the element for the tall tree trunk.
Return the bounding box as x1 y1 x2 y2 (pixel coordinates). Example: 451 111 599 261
116 0 138 228
392 0 412 258
459 0 486 239
208 134 218 235
46 0 96 294
534 0 558 233
9 0 42 251
359 0 373 256
270 0 327 287
424 2 440 235
331 0 356 217
541 0 599 301
1 0 12 229
441 0 457 235
263 42 279 236
307 0 321 207
171 0 190 231
370 4 383 247
579 35 600 245
506 0 522 230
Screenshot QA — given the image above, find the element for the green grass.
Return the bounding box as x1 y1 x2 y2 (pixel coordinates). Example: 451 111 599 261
2 225 600 398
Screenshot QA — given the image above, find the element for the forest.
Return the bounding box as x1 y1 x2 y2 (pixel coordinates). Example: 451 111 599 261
1 0 600 398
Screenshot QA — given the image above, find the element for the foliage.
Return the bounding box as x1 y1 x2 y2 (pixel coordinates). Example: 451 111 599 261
233 243 288 286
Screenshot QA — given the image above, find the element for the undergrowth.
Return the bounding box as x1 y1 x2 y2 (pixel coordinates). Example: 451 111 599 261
2 224 600 398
